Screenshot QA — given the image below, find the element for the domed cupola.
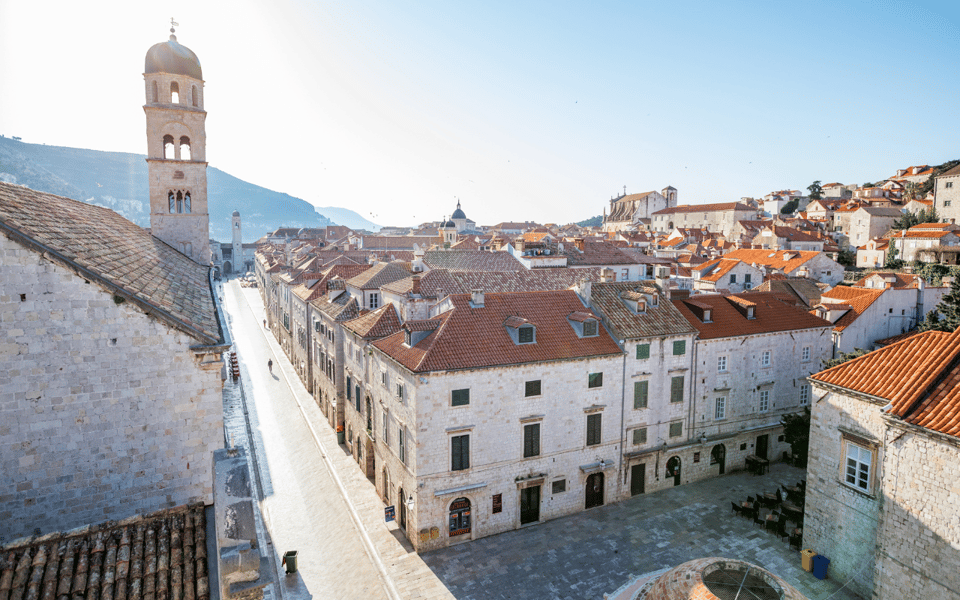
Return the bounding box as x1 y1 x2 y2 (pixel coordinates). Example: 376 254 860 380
145 33 202 80
451 201 466 220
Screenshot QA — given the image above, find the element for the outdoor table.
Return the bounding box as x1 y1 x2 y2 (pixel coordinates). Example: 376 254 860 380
781 502 803 520
745 454 770 475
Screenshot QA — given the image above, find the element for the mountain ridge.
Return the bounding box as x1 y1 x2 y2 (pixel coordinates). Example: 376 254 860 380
0 137 379 242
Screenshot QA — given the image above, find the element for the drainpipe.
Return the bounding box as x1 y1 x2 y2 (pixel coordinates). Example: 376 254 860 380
618 340 627 496
688 335 698 454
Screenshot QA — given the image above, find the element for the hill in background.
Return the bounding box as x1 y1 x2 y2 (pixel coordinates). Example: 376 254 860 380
0 137 379 242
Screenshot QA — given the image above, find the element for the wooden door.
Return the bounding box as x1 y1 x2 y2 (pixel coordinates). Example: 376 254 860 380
630 464 645 496
756 434 769 460
520 486 540 524
585 472 605 508
666 456 681 486
712 444 726 475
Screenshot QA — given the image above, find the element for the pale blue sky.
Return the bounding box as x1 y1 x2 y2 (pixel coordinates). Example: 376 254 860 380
1 0 957 227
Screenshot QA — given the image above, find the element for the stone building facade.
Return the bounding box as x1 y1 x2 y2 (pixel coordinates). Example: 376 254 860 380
806 327 960 600
0 182 226 540
364 290 624 551
650 202 758 237
934 163 960 225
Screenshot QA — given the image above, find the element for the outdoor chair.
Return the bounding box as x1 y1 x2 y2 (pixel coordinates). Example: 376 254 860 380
753 509 764 527
775 488 783 505
731 502 742 516
777 516 790 541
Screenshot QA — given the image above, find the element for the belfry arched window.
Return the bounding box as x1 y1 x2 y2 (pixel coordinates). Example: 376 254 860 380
192 85 199 107
168 191 176 213
163 135 175 159
180 136 191 161
152 81 159 103
176 191 183 213
184 192 191 213
170 81 180 104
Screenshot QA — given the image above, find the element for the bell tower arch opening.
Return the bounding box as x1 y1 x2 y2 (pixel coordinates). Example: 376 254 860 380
144 22 210 265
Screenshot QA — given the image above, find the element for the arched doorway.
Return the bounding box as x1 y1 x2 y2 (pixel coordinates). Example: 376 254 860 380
585 472 605 509
222 260 232 274
449 497 471 537
666 456 682 486
398 488 407 531
711 444 726 475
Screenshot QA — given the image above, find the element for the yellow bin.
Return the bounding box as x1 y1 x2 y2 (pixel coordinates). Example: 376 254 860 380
801 549 816 572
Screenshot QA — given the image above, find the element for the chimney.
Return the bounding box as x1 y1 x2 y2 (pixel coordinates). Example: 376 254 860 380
411 275 421 295
471 289 485 307
574 238 585 251
600 268 615 283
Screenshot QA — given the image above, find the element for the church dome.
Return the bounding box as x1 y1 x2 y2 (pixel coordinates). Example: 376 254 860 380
443 220 456 228
145 35 202 79
451 201 466 220
232 210 240 217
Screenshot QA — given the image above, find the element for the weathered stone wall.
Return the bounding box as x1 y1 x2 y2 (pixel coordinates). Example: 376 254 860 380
0 234 224 540
874 424 960 600
934 172 960 225
804 385 885 599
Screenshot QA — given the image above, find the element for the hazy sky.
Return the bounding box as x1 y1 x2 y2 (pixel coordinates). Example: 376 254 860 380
1 0 958 228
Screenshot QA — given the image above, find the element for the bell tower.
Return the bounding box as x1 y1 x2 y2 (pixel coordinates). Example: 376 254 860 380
143 21 210 264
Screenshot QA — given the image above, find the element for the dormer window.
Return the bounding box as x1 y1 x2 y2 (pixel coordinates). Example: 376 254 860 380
582 320 598 337
404 330 412 346
519 325 535 344
747 306 755 319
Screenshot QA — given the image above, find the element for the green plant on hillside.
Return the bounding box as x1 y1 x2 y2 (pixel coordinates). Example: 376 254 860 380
918 159 960 198
918 275 960 332
893 207 939 230
823 348 868 369
807 181 823 200
781 198 799 214
884 243 902 269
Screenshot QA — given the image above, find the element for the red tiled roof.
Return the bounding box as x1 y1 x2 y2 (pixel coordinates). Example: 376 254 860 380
694 258 743 282
346 262 412 290
873 329 923 347
811 327 960 437
723 249 819 272
819 287 885 331
652 202 754 215
342 303 402 340
423 250 525 272
372 291 622 373
672 292 831 339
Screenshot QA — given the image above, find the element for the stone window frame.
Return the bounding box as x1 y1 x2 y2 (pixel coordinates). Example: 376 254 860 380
717 355 727 373
522 422 541 459
586 413 602 446
715 397 726 420
524 380 542 398
634 380 649 409
551 479 566 494
840 433 877 496
636 343 651 360
802 346 811 362
451 433 470 471
451 388 470 407
631 426 647 446
588 372 603 389
799 385 809 406
669 420 683 438
758 389 770 412
760 350 772 368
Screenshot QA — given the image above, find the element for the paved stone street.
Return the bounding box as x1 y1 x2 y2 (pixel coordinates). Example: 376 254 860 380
220 279 862 600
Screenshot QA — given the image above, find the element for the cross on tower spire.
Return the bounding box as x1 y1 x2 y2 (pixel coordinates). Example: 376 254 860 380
170 18 179 34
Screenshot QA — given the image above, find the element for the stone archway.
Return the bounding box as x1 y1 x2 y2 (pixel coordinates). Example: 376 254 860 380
222 260 232 274
666 456 682 486
585 472 604 509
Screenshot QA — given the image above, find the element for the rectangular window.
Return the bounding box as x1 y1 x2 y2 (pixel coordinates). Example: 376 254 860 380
523 423 540 458
673 340 686 356
452 388 470 406
451 434 470 471
759 389 770 412
552 479 566 494
802 346 811 362
717 356 727 372
729 274 737 284
586 413 601 446
518 326 535 343
382 411 388 443
946 182 954 189
588 372 603 388
761 350 771 367
634 380 649 409
525 380 541 397
398 427 405 463
845 441 872 492
369 293 380 309
632 427 647 445
381 371 388 386
346 376 352 400
715 397 726 420
636 343 650 360
669 421 682 438
396 383 404 400
744 273 752 283
670 376 684 403
799 385 809 406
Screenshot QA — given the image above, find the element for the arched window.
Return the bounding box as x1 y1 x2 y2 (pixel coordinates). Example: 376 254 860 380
184 192 192 213
152 80 159 103
179 136 191 161
176 191 183 213
163 135 175 159
192 85 199 107
168 191 176 213
170 81 180 104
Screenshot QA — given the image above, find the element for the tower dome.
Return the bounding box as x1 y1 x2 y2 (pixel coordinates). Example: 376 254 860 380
451 201 466 220
145 34 202 79
232 210 240 217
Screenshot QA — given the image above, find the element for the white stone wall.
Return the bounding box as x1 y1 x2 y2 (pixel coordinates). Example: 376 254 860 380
804 385 885 599
832 286 947 354
934 173 960 225
693 262 762 293
367 352 624 551
874 425 960 600
0 234 224 539
651 208 758 237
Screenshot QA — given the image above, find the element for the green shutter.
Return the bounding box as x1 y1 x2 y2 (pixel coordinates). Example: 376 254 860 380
634 381 648 409
636 343 650 359
671 376 684 403
452 389 470 406
673 340 686 355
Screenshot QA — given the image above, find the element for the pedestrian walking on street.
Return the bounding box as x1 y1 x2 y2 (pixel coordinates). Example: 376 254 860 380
268 359 273 374
263 319 267 328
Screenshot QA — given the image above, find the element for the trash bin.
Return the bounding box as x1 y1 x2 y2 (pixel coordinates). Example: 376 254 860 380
812 554 830 580
801 549 816 572
337 431 345 444
282 550 298 574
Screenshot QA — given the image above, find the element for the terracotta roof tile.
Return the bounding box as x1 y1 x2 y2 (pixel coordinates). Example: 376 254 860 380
652 202 754 215
372 291 622 373
345 262 412 290
0 504 209 600
422 250 524 272
722 249 819 273
811 328 960 437
672 292 831 339
342 304 401 340
819 286 885 331
589 282 697 340
0 182 220 344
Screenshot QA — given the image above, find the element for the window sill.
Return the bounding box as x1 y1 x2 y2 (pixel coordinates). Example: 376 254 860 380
839 480 877 500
